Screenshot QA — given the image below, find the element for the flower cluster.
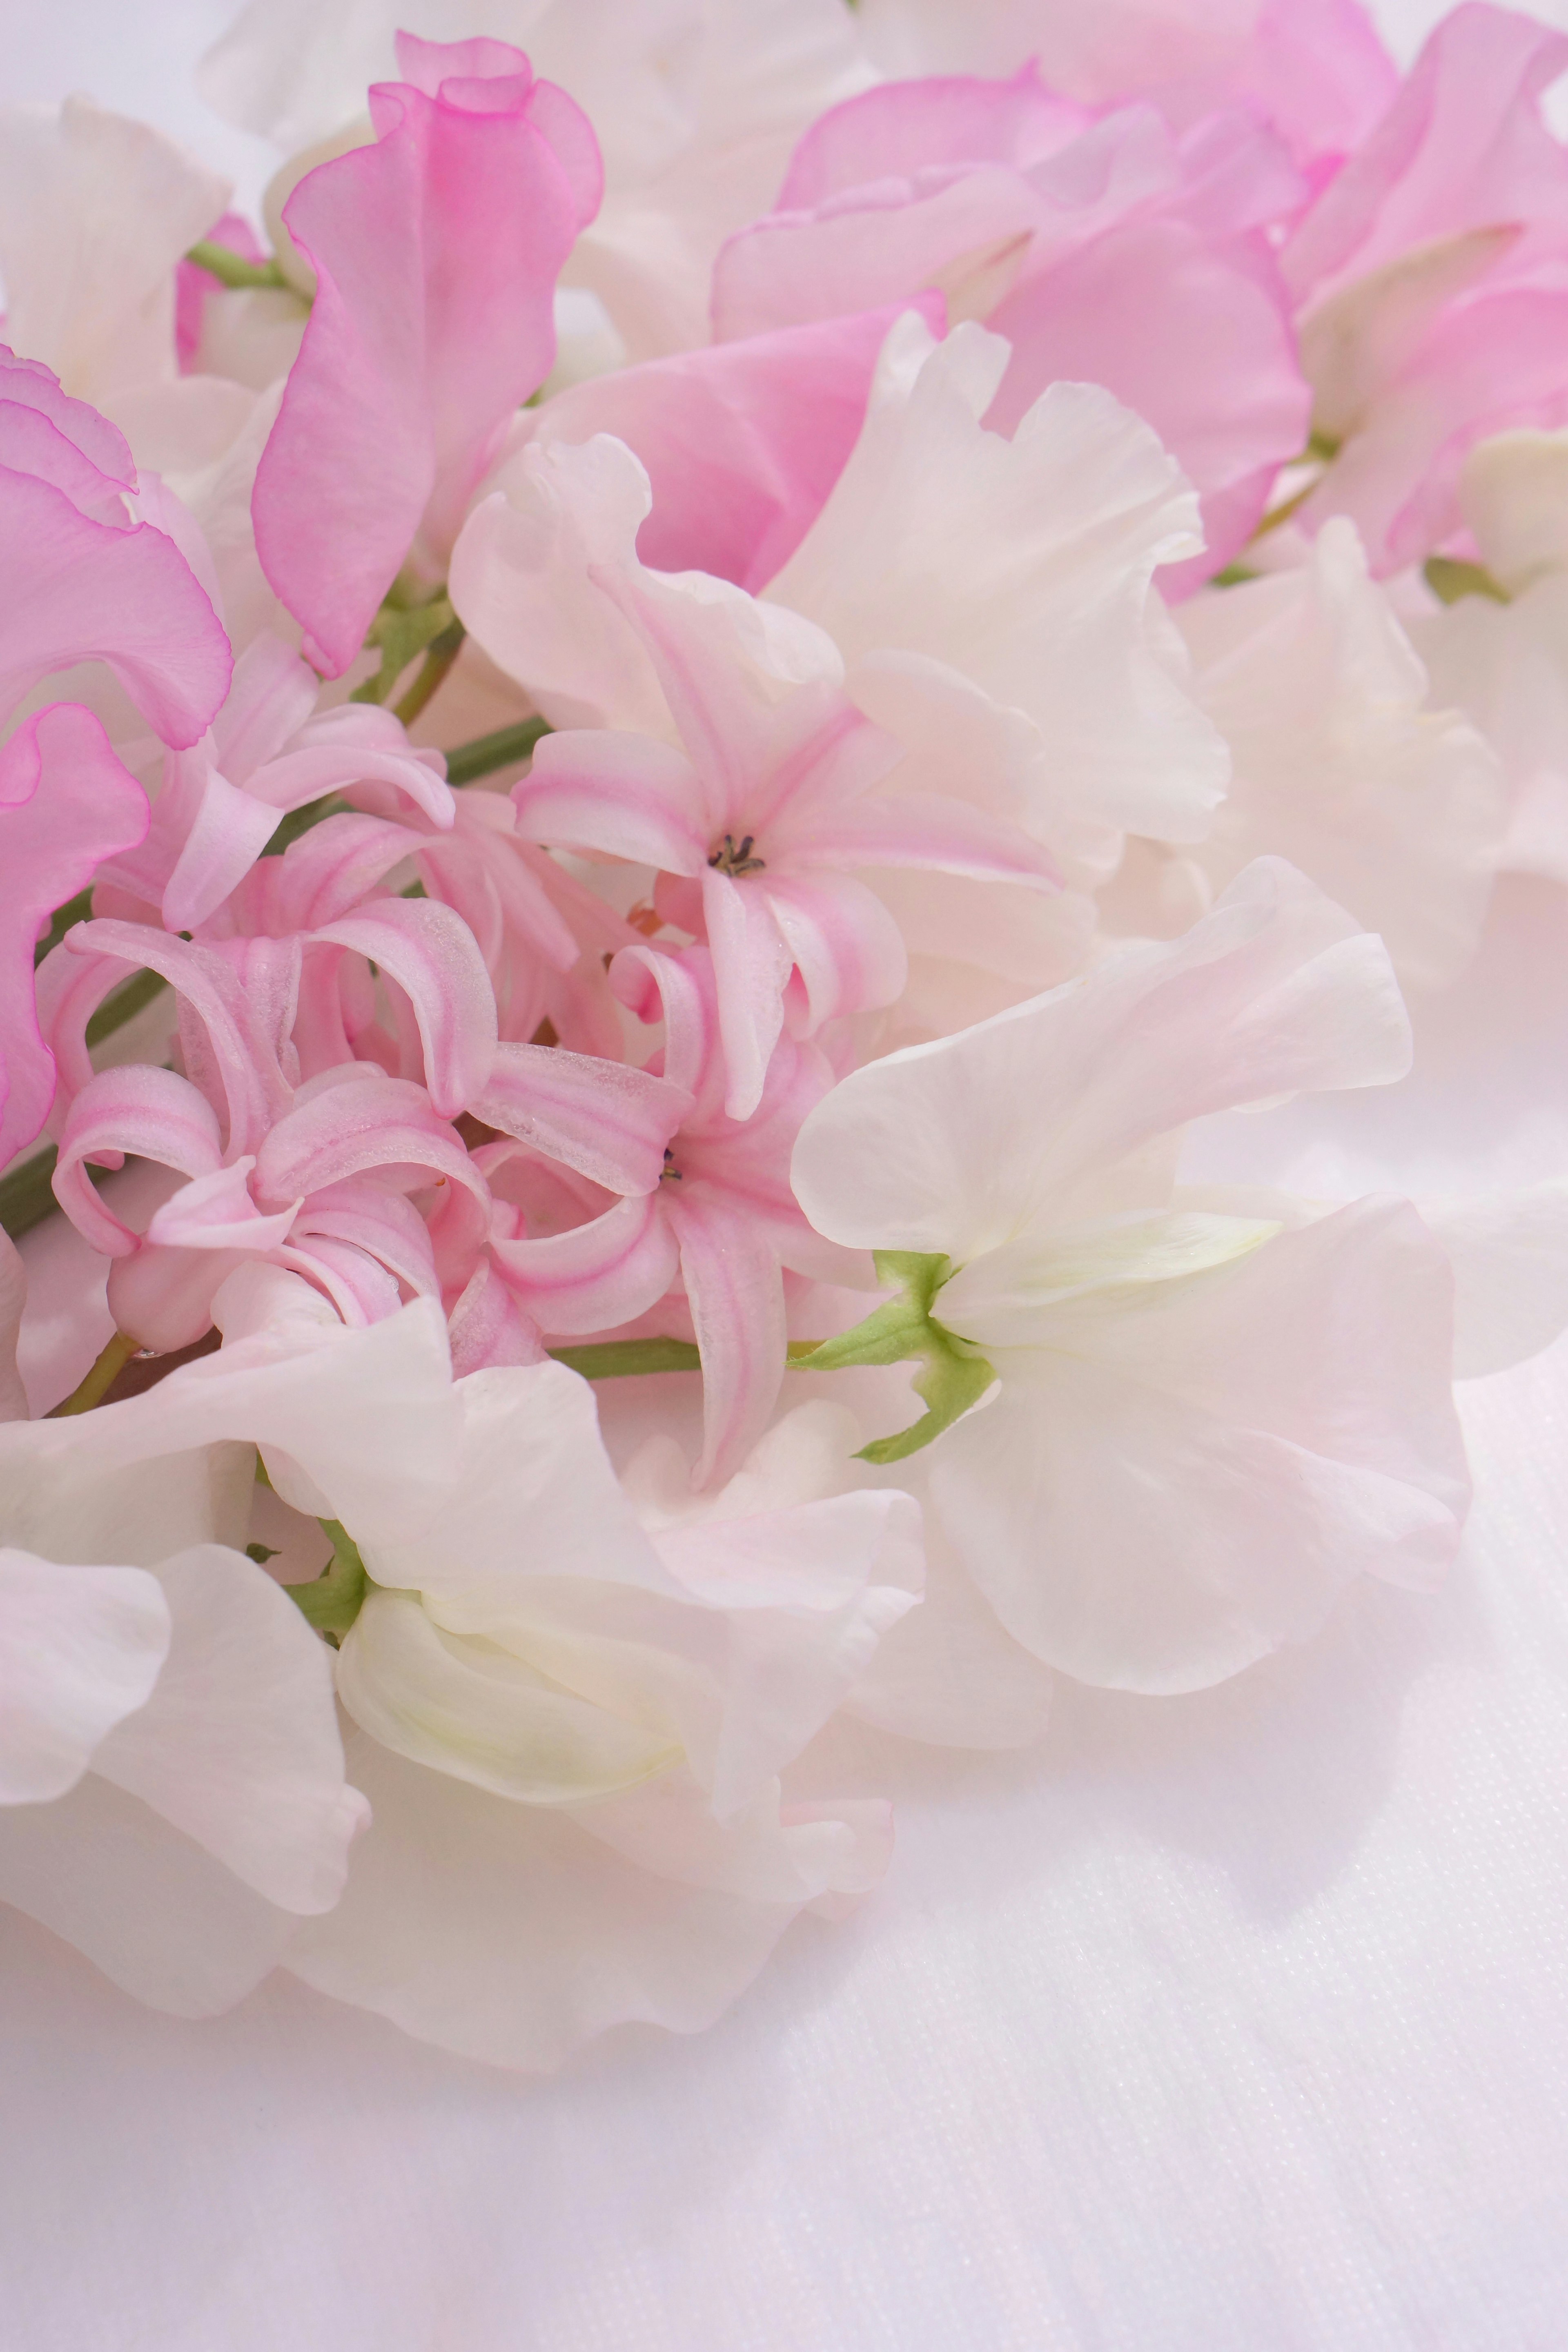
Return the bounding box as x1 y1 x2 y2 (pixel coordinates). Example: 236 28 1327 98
2 0 1568 2072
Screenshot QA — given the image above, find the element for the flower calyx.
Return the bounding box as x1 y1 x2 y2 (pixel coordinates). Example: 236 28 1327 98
798 1250 997 1466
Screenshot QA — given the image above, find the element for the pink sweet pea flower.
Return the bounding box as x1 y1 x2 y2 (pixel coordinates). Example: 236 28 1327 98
252 33 603 677
855 0 1398 180
521 296 946 593
712 73 1312 583
0 347 232 742
1285 4 1568 572
0 706 150 1173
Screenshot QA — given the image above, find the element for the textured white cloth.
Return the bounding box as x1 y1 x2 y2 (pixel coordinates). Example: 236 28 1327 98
5 7 1568 2345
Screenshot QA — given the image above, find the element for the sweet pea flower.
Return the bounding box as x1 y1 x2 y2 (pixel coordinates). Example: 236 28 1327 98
0 100 229 405
1169 517 1505 989
289 1333 919 2073
853 0 1399 178
0 1250 366 2016
1285 5 1568 573
791 859 1471 1694
200 0 873 361
252 33 603 675
712 69 1312 580
1412 430 1568 886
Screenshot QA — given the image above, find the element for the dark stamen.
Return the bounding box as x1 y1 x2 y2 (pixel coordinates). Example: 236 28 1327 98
707 831 766 877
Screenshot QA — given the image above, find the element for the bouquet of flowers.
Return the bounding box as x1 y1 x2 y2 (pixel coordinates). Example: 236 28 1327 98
2 0 1566 2072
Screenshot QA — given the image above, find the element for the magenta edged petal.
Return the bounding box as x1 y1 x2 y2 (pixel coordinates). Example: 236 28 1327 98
0 706 150 1171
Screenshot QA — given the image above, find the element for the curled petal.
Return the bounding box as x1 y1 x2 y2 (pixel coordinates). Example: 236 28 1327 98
313 898 497 1118
253 1073 489 1218
472 1041 689 1197
147 1159 302 1254
490 1192 680 1337
54 1065 224 1256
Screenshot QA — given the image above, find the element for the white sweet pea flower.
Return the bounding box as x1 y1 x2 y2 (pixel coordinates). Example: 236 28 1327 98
0 1250 367 2013
1412 430 1568 889
1163 517 1505 989
791 858 1472 1695
0 98 229 403
283 1344 921 2073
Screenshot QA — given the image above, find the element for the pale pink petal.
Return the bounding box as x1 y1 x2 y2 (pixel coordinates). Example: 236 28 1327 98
252 1074 488 1217
762 871 909 1035
146 1159 301 1254
67 920 294 1156
0 705 149 1170
0 1549 170 1806
776 790 1062 883
666 1191 788 1489
0 464 230 747
490 1192 680 1337
252 812 423 933
701 867 793 1123
312 898 497 1119
161 768 283 933
532 300 946 592
471 1041 688 1198
930 1201 1468 1693
53 1066 225 1258
513 730 710 874
447 1259 547 1376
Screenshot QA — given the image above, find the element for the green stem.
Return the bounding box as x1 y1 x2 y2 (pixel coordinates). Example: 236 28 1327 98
443 717 552 786
48 1330 137 1416
394 618 466 726
186 239 290 293
547 1337 825 1380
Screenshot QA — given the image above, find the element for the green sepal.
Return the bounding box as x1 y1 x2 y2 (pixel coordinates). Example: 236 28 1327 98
1423 556 1509 608
350 594 460 708
797 1250 998 1465
289 1518 368 1645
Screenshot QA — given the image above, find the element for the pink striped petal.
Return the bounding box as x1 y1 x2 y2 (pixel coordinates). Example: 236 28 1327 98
253 1074 488 1215
0 705 149 1169
147 1158 302 1253
32 942 140 1129
489 1192 679 1336
291 1178 441 1301
666 1190 788 1490
448 1258 547 1376
471 1040 689 1196
513 731 710 874
608 944 722 1112
701 867 793 1123
312 898 497 1118
53 1066 224 1256
161 769 283 933
258 813 423 933
275 1236 403 1327
776 792 1063 886
763 873 909 1036
67 920 295 1156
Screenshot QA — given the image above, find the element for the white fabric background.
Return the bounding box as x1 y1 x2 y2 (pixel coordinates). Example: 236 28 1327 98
4 8 1568 2348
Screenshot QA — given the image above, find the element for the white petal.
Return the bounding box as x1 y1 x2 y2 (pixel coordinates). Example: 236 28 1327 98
792 857 1412 1265
91 1545 367 1915
0 1771 298 2016
0 1550 169 1805
928 1201 1469 1693
767 316 1228 843
1422 1180 1568 1380
286 1730 884 2073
